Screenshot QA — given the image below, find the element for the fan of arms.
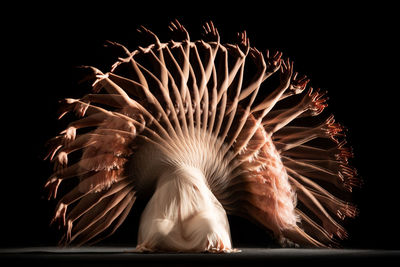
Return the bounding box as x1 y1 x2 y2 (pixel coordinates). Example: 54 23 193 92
44 20 361 252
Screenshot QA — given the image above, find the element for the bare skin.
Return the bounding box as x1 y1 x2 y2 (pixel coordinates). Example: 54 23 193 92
45 20 360 250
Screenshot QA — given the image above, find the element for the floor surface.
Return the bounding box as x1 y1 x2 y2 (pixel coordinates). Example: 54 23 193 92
1 247 399 266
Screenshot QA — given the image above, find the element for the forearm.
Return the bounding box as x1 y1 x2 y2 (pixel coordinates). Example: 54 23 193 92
267 104 305 133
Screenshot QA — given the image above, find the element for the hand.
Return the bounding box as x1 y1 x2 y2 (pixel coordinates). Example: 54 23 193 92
60 126 77 144
75 97 90 117
137 25 162 48
57 98 88 119
202 21 219 43
289 72 310 95
265 49 282 73
237 31 250 56
279 58 293 88
103 40 130 58
53 151 68 172
225 43 245 59
50 203 67 228
323 115 345 143
169 19 190 42
44 177 62 200
197 39 212 50
299 87 328 115
249 47 266 70
75 65 102 85
44 136 63 161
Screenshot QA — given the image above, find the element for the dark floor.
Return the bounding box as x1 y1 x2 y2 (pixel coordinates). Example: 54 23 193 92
1 247 399 266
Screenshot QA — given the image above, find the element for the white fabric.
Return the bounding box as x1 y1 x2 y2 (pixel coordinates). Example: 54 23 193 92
137 165 233 252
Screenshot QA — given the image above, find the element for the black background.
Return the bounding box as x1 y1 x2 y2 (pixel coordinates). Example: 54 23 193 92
2 2 398 250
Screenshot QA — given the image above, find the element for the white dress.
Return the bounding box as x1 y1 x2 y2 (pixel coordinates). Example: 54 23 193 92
137 165 233 252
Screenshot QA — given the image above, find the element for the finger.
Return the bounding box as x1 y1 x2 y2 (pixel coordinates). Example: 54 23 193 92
281 58 287 69
301 78 311 87
317 90 328 100
206 22 211 33
181 25 189 35
239 31 243 42
170 20 178 30
249 50 255 59
254 48 260 57
280 65 284 73
181 24 186 32
275 51 283 61
290 60 294 74
174 19 182 28
299 75 308 82
209 21 215 33
139 25 148 33
238 31 243 42
103 40 114 47
265 49 270 59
